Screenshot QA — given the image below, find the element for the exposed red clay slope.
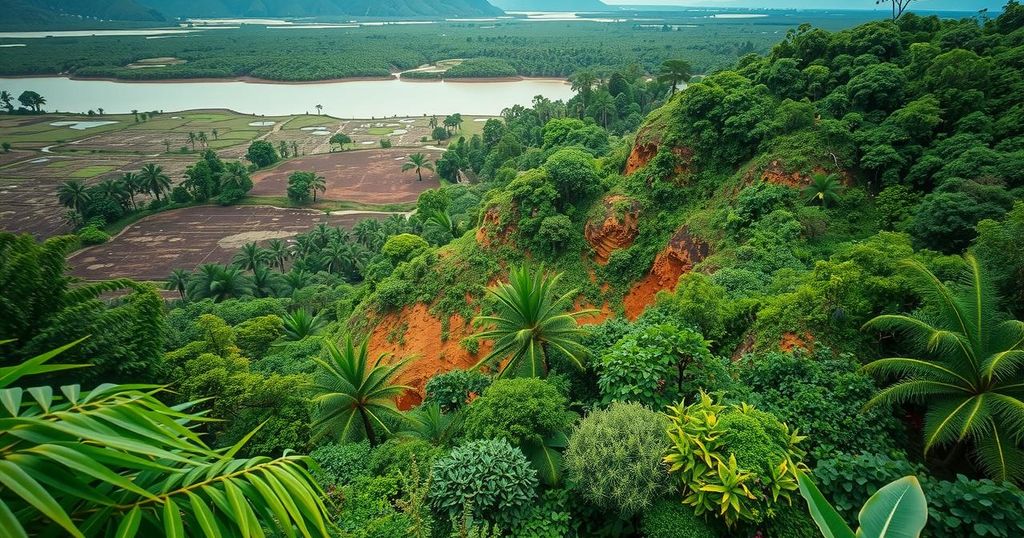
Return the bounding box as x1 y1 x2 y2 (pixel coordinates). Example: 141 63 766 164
585 195 641 264
370 301 613 409
623 226 709 320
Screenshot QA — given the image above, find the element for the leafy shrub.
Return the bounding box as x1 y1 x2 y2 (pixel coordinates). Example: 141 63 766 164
430 439 538 528
813 452 1024 538
310 441 372 488
564 402 670 516
728 182 796 236
337 474 411 538
368 438 443 478
233 314 284 360
77 224 110 245
736 348 901 460
510 489 573 538
424 369 492 412
382 233 429 264
664 392 804 528
597 322 727 409
763 504 819 538
375 277 414 310
641 499 720 538
462 378 576 446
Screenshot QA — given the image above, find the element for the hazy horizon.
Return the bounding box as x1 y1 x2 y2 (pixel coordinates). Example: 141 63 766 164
603 0 1004 12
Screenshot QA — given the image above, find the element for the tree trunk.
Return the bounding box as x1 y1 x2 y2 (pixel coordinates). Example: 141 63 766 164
360 408 378 446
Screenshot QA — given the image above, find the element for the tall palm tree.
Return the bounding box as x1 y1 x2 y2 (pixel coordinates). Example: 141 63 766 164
95 179 128 210
219 162 250 192
266 238 290 270
139 163 170 202
863 256 1024 483
310 174 327 202
197 131 208 149
282 309 328 341
118 172 141 210
803 172 844 208
311 336 412 445
354 219 382 247
165 268 190 299
473 265 596 378
402 153 435 182
186 264 254 302
233 241 270 271
187 132 196 151
0 89 13 112
315 104 323 115
0 342 330 538
658 58 693 96
570 70 597 103
56 180 91 214
589 90 616 128
29 93 45 112
251 265 283 298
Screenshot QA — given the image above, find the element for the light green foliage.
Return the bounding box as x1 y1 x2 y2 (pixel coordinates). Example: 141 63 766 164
664 392 804 527
641 499 720 538
336 474 412 538
973 202 1024 316
430 439 538 528
424 369 492 412
875 185 919 230
798 471 928 538
381 233 430 264
369 438 443 478
543 147 601 209
310 441 372 488
0 342 330 538
281 309 327 341
652 273 733 345
462 378 574 446
76 224 109 245
737 348 900 459
597 322 727 409
233 314 283 360
565 402 670 516
510 489 573 538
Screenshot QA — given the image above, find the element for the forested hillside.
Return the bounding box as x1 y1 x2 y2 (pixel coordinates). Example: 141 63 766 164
3 2 1024 537
0 0 165 24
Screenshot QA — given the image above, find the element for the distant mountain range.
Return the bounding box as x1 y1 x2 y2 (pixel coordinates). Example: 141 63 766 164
0 0 505 24
489 0 609 11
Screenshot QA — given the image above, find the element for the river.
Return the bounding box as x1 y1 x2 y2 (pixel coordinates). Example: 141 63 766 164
0 76 575 117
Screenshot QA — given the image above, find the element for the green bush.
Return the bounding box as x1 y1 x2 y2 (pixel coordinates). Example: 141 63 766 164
424 369 492 412
381 233 429 264
375 277 414 310
77 224 110 245
430 439 538 528
368 438 443 478
564 402 670 516
664 393 804 528
641 499 720 538
510 489 573 538
336 475 411 538
310 441 372 488
462 378 576 447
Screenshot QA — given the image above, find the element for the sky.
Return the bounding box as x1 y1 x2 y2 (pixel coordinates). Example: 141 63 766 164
603 1 1004 11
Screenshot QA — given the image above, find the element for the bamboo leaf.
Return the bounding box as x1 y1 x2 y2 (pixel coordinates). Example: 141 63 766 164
0 499 28 538
0 460 84 538
163 497 184 538
114 506 142 538
187 491 219 538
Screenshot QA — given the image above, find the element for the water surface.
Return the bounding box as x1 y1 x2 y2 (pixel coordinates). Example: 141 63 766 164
0 77 575 116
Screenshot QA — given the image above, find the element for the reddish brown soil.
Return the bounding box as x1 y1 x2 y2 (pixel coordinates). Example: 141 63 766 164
625 141 658 175
476 204 515 248
250 149 443 204
585 195 640 264
67 205 388 281
779 332 815 353
623 226 710 320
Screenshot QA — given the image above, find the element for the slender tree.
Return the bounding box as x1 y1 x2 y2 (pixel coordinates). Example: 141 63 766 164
233 241 270 271
473 265 596 378
139 163 170 202
187 131 197 151
165 268 190 299
864 256 1024 483
266 238 289 270
118 172 141 210
309 174 327 202
311 336 412 445
56 180 91 215
402 153 435 182
315 104 323 115
0 89 13 112
657 58 693 96
877 0 917 20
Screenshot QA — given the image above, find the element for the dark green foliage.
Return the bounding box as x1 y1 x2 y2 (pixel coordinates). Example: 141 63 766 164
369 438 443 478
286 171 317 204
336 475 412 538
310 441 372 488
908 189 1009 253
973 202 1024 315
510 488 573 538
542 147 601 209
641 499 720 538
737 348 901 460
246 140 278 168
462 378 576 447
424 369 492 412
233 314 284 359
565 402 670 516
430 439 538 528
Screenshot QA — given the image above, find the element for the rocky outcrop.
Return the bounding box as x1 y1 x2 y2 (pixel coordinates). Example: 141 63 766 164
625 141 659 175
623 226 709 319
585 195 641 264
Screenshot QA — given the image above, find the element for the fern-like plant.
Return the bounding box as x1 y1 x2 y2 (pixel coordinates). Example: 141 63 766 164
0 340 331 537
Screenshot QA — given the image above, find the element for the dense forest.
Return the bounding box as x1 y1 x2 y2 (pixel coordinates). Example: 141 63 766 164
0 16 869 81
3 2 1024 537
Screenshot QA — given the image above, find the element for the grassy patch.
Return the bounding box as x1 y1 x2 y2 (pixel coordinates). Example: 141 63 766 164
239 195 414 213
70 165 116 178
366 127 394 136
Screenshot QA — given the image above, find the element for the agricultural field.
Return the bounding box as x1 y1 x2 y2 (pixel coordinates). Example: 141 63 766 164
249 148 444 204
67 205 393 281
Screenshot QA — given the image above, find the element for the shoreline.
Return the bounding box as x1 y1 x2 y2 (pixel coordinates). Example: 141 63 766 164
0 73 569 85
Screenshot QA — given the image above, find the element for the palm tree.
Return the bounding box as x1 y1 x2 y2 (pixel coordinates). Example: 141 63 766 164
282 309 328 341
233 241 270 271
186 264 254 302
187 131 196 151
428 115 439 130
0 89 13 112
310 173 327 202
311 336 412 445
219 162 250 192
803 172 844 208
267 238 290 270
118 172 141 210
315 104 323 115
863 256 1024 482
282 269 311 295
0 342 331 537
589 90 616 128
56 180 91 214
425 209 460 239
139 163 170 202
95 179 128 210
402 153 435 182
354 219 382 247
197 131 208 149
473 265 596 378
165 268 190 299
570 70 597 103
211 128 219 140
658 58 693 96
28 93 45 112
251 265 283 297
